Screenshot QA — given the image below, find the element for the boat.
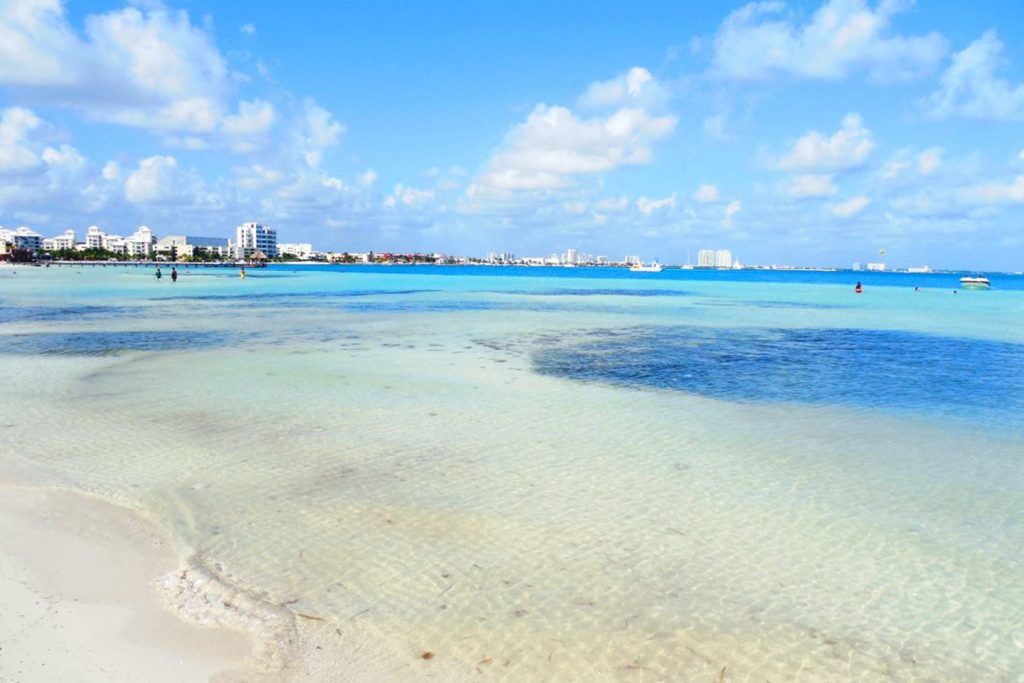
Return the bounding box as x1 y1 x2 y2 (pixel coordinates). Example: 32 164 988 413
959 275 990 289
630 261 663 273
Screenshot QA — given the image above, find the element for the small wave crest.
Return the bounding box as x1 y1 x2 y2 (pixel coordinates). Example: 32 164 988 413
158 554 299 678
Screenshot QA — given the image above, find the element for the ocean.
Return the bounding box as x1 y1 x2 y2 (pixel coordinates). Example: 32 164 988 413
2 263 1023 681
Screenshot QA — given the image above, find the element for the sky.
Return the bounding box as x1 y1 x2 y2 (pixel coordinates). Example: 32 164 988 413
1 0 1024 269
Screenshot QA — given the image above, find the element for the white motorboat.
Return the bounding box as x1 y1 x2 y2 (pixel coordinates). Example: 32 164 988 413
959 276 990 289
630 261 663 272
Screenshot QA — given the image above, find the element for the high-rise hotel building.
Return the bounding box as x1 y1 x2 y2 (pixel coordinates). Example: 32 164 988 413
235 222 277 258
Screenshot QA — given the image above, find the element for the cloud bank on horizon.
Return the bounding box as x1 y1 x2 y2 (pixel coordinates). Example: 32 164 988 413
0 0 1022 269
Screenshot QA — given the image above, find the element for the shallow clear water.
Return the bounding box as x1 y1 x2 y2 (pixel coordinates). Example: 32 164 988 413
2 263 1023 681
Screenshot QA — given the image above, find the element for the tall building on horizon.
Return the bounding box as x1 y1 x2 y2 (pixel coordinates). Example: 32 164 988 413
697 249 715 267
236 222 277 258
715 249 733 268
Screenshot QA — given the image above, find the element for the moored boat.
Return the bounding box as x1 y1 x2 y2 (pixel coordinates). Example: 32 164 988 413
630 261 663 273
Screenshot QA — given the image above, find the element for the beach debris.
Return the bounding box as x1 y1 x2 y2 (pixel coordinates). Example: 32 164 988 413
296 612 324 621
718 665 727 682
476 657 493 673
420 651 434 660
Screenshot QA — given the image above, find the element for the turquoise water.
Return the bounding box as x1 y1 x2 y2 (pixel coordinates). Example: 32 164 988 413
2 263 1023 681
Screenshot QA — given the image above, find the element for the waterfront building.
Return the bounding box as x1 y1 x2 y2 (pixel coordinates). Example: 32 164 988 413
715 249 733 268
42 230 76 251
625 255 641 266
236 222 277 258
565 248 578 265
156 235 231 260
126 226 156 257
866 262 886 271
697 249 715 267
279 243 315 260
0 226 44 253
85 225 105 249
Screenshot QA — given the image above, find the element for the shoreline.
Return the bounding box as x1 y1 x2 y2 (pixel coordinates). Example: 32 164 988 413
0 484 256 682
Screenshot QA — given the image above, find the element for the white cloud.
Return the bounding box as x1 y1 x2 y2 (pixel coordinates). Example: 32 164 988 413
917 147 942 175
928 32 1024 121
223 99 275 137
234 164 282 190
0 107 43 174
0 2 287 143
712 0 946 81
294 100 344 168
694 184 721 202
101 160 120 181
1020 148 1024 161
240 23 256 36
384 183 435 208
636 193 676 215
595 196 629 212
788 173 838 197
830 195 870 217
962 175 1024 203
723 199 742 226
124 155 202 204
468 103 676 197
881 159 907 180
578 67 669 109
778 113 873 170
360 169 378 187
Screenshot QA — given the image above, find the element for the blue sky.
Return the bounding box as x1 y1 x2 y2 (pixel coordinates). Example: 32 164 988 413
2 0 1024 269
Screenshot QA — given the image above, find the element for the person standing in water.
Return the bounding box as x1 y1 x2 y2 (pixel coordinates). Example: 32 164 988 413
855 281 862 294
240 266 246 279
171 267 178 283
155 267 162 281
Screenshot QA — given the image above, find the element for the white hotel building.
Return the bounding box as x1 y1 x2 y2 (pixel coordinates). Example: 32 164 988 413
0 226 44 252
235 222 277 258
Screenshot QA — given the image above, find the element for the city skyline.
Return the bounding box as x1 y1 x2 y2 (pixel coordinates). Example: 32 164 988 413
0 1 1023 269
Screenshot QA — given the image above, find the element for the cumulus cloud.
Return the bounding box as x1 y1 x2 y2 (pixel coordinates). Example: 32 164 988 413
636 193 676 215
0 1 288 149
711 0 946 82
578 67 669 110
234 164 283 190
723 199 742 226
384 183 435 208
360 169 378 187
928 32 1024 121
829 195 870 217
294 100 344 168
693 184 721 202
0 107 44 174
778 113 873 170
962 176 1024 203
468 103 676 197
124 155 203 204
223 99 275 137
788 173 838 197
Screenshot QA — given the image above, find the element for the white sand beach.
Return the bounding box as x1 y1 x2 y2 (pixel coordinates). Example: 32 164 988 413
0 485 253 683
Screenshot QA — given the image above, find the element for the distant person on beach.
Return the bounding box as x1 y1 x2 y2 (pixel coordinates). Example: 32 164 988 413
171 267 178 283
855 281 862 294
155 267 162 281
